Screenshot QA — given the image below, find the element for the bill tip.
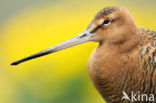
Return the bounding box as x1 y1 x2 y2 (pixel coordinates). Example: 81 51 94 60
10 62 20 65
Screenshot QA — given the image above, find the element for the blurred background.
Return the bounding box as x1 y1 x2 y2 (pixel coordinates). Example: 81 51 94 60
0 0 156 103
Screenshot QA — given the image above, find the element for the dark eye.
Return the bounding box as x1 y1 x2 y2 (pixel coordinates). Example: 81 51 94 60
103 19 110 25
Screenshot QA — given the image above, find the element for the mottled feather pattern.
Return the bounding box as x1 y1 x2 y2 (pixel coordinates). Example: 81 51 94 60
94 7 119 19
139 28 156 95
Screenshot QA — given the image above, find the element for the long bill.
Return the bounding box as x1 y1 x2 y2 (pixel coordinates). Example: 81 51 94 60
11 30 94 65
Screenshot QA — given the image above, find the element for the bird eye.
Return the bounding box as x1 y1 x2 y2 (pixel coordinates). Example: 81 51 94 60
103 19 110 25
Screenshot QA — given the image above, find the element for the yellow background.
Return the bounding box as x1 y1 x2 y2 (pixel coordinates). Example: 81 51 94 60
0 0 156 103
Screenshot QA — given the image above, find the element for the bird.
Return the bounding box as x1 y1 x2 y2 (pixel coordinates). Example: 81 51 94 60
11 6 156 103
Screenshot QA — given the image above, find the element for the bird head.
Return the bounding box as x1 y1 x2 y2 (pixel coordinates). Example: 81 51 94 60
87 7 137 44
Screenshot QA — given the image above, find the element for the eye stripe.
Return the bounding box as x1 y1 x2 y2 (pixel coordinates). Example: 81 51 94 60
90 19 110 33
90 24 103 33
90 18 117 33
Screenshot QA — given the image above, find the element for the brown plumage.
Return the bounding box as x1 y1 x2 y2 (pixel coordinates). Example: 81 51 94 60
11 7 156 103
88 27 156 103
87 7 156 103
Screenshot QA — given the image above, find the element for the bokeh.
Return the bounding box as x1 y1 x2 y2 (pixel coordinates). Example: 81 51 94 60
0 0 156 103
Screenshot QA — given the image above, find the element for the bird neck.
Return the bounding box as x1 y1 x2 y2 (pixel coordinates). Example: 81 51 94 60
100 30 140 53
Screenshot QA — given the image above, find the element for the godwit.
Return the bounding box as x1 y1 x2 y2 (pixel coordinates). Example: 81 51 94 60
11 7 156 103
